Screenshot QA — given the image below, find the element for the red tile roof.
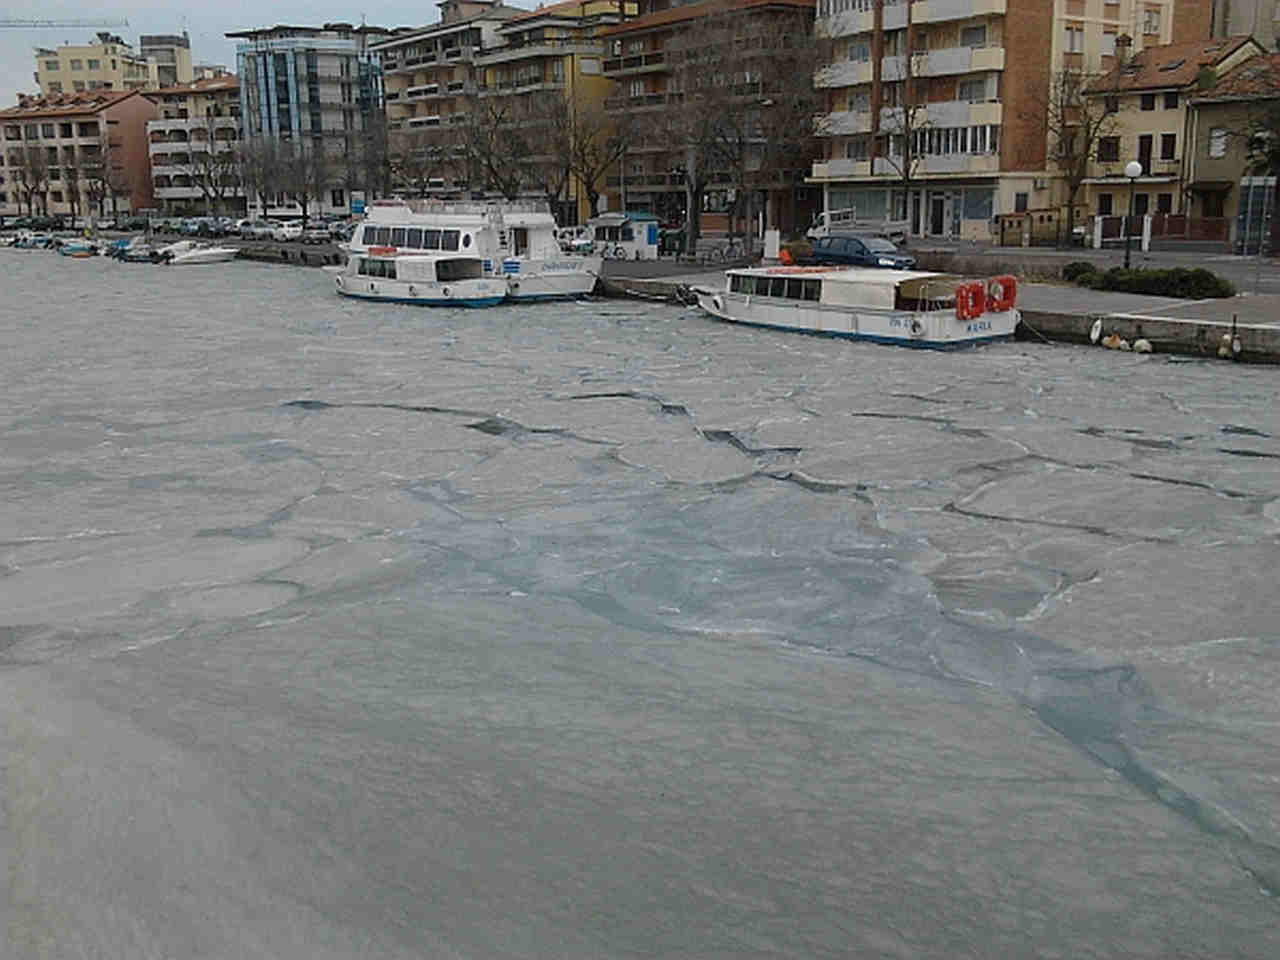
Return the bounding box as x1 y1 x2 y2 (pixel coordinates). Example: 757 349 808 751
509 0 597 22
1193 51 1280 102
1087 36 1260 94
0 89 142 120
600 0 813 37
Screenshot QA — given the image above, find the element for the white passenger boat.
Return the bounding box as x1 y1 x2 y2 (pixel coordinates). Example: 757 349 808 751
691 266 1020 349
156 240 239 265
349 199 601 301
334 250 508 307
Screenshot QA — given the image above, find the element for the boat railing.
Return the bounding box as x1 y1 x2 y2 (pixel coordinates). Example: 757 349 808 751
396 198 551 216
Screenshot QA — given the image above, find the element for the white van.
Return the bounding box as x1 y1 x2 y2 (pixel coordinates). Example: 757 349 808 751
807 208 911 245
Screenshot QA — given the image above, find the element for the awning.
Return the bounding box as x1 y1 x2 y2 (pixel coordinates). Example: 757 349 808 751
1187 180 1234 192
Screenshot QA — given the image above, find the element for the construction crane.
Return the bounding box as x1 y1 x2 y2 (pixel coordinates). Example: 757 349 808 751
0 18 129 29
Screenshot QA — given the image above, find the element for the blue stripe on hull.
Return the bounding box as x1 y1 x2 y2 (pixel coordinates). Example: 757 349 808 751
703 313 1014 350
337 290 506 308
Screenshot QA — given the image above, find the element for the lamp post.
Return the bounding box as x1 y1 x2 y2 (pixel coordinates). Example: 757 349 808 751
1123 159 1142 269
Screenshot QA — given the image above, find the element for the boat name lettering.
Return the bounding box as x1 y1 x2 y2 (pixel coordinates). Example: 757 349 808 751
966 320 992 333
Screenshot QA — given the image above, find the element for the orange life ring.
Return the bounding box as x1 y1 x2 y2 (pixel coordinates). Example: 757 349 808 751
778 248 795 265
954 281 987 321
986 275 1017 312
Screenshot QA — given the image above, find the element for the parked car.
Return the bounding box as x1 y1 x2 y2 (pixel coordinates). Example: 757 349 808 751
803 233 916 270
240 219 275 240
300 226 330 244
329 221 356 242
121 216 149 231
272 221 303 242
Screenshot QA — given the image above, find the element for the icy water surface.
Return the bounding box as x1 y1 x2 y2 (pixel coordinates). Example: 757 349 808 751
2 254 1280 958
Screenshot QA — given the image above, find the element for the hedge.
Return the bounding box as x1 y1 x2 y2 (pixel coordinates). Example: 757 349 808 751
1061 264 1235 299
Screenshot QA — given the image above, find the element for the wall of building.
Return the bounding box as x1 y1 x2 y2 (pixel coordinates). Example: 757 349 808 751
34 40 157 95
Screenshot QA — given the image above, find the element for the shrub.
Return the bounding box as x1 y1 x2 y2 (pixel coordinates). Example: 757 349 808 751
1066 265 1235 299
1061 261 1097 282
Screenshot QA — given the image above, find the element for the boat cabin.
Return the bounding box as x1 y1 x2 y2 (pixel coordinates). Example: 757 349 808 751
353 255 485 282
726 267 960 311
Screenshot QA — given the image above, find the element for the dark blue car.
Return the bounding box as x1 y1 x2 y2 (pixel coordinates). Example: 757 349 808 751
807 233 916 269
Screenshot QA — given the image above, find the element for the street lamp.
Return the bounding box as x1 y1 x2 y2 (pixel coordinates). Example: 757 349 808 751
1123 159 1142 269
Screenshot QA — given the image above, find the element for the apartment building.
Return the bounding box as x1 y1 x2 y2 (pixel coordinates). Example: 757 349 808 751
1081 35 1263 219
0 90 157 218
140 33 196 88
1212 0 1280 49
231 23 388 142
599 0 818 230
33 33 158 96
145 77 244 214
810 0 1213 240
373 0 522 190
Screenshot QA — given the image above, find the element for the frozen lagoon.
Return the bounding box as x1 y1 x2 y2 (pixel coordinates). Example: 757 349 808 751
2 254 1279 957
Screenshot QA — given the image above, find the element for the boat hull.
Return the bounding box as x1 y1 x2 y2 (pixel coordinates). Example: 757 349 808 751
498 257 601 300
335 274 508 308
694 290 1018 349
168 249 238 265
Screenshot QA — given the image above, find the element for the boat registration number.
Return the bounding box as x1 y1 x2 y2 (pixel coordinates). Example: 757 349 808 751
966 320 992 333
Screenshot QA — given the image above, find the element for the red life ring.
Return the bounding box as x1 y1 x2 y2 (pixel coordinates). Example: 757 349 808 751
954 281 987 321
987 275 1017 312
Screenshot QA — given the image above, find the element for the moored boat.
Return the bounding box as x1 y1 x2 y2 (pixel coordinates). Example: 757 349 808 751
334 251 508 307
156 240 239 265
691 266 1019 349
349 200 601 301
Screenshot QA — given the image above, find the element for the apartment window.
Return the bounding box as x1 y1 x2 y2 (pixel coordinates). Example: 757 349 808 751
89 80 102 90
87 59 101 69
961 24 987 48
1104 96 1118 114
1160 133 1176 160
1098 193 1113 215
49 167 60 180
849 38 871 62
1143 7 1161 34
1065 25 1084 53
849 88 870 112
41 123 54 138
1133 193 1149 216
1164 91 1178 109
629 79 645 98
44 59 59 71
111 59 117 69
51 190 63 202
1014 192 1028 212
1101 32 1117 56
958 77 985 102
73 80 85 91
59 123 72 136
1208 127 1227 157
47 81 62 93
70 59 83 70
845 136 868 161
1156 192 1173 213
1140 93 1155 111
883 30 905 57
331 189 345 208
1098 136 1120 161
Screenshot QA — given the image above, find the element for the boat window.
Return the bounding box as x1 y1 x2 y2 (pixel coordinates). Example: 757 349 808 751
406 228 424 249
442 229 460 251
437 258 483 281
769 277 788 297
815 238 832 253
462 233 471 248
391 228 407 247
730 274 748 293
384 260 397 280
423 229 441 250
786 278 805 299
357 257 368 276
370 227 391 246
621 227 634 241
749 276 769 295
802 279 821 301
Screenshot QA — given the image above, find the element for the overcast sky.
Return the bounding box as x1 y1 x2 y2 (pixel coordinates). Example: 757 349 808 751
0 0 537 105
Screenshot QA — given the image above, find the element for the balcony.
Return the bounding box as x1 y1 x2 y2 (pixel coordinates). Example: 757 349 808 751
818 6 876 40
477 38 604 67
914 0 1007 24
407 115 443 127
815 59 873 89
879 100 1001 129
601 51 667 76
870 152 1000 176
818 110 873 135
149 140 194 154
406 83 441 99
918 44 1005 76
808 158 873 180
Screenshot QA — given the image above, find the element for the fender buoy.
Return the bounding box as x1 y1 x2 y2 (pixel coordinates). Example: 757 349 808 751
336 276 344 288
369 282 377 293
408 285 417 296
909 318 926 337
443 287 451 297
712 294 724 313
955 282 986 321
778 248 794 265
987 275 1017 312
1089 318 1103 343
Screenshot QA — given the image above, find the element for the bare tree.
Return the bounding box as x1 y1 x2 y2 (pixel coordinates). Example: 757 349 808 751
450 98 540 199
61 145 83 224
189 115 242 215
388 129 442 197
564 100 634 223
874 32 931 229
11 143 50 215
237 136 284 217
1030 68 1117 245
